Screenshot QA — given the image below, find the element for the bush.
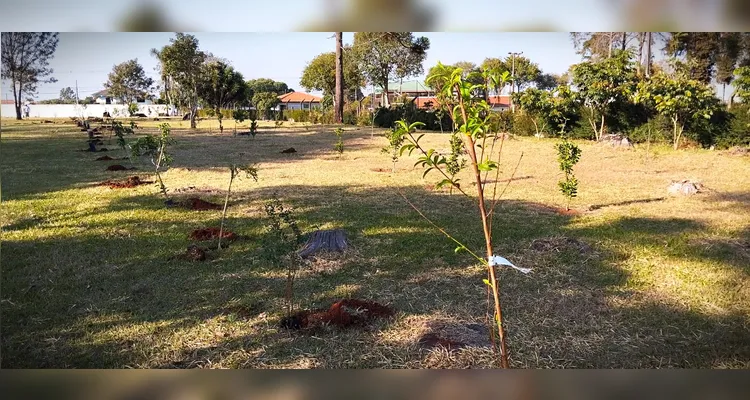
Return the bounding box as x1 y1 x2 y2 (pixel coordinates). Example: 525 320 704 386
357 111 374 126
197 108 235 119
510 112 538 137
627 114 672 144
712 105 750 149
343 111 357 125
372 103 451 131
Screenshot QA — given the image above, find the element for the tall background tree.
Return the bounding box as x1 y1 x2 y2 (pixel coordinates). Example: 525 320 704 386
352 32 430 107
1 32 59 119
334 32 344 124
246 78 291 120
197 60 248 132
105 59 154 104
153 33 206 128
299 50 364 101
59 87 76 103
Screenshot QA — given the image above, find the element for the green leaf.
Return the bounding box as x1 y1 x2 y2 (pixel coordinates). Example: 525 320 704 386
482 279 492 287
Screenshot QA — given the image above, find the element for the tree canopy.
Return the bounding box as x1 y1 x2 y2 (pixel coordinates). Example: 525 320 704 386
105 59 154 103
152 33 207 128
1 32 60 119
197 60 248 131
300 48 364 101
352 32 430 106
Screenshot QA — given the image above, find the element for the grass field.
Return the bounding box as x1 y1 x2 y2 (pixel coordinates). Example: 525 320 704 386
1 117 749 368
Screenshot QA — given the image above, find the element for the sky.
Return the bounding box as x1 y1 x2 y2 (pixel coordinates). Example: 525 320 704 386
1 32 584 102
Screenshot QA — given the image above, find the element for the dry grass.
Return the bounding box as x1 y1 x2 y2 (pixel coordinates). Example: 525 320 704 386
1 116 749 368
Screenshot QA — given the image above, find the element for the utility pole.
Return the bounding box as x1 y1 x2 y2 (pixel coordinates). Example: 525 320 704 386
334 32 344 124
75 80 79 105
508 51 523 112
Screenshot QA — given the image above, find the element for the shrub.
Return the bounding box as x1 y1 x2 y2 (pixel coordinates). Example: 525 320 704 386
372 104 451 131
510 112 538 137
627 115 672 144
717 105 750 148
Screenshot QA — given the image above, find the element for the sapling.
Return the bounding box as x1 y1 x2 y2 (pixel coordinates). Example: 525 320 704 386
443 132 467 194
232 109 248 137
130 123 175 204
555 135 582 211
394 63 527 368
381 126 406 173
333 127 344 155
250 118 258 138
217 164 258 250
261 196 304 317
112 120 135 166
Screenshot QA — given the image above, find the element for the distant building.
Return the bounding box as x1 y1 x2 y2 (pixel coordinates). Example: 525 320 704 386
92 89 153 105
276 91 322 111
370 79 434 108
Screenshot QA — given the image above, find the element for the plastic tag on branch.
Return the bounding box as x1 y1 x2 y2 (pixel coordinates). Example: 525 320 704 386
488 255 531 274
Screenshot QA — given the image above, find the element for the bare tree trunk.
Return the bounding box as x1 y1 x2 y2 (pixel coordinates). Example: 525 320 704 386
12 83 22 120
645 32 653 77
334 32 344 124
608 32 613 58
637 32 645 75
383 80 390 108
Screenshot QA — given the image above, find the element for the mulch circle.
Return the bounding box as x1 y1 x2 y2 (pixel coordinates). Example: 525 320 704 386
280 299 394 330
280 147 297 154
188 227 237 241
180 197 223 211
99 176 152 189
106 164 136 171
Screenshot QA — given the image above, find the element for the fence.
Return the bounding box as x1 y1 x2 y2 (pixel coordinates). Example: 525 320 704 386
0 103 170 119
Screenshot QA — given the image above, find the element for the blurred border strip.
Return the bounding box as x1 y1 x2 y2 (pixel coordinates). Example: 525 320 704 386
1 370 748 400
0 0 748 32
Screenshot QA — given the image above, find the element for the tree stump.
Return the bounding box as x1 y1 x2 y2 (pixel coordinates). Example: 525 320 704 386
297 229 349 259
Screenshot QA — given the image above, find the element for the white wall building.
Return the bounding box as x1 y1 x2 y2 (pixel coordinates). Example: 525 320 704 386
1 103 169 119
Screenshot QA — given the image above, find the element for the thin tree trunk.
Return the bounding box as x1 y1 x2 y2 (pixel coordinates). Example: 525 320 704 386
621 32 627 51
637 32 645 75
12 82 22 120
645 32 653 77
672 117 682 150
218 171 234 250
334 32 344 124
457 96 509 369
599 113 606 141
383 80 390 108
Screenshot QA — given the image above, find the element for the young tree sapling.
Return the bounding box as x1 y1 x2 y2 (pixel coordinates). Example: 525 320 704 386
217 164 258 250
130 123 174 204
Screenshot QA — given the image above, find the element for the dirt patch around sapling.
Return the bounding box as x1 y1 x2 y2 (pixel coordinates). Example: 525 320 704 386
179 197 223 211
95 155 115 161
106 164 137 171
98 176 153 189
168 245 208 262
415 319 492 351
370 168 391 173
279 299 394 331
188 227 237 241
529 236 593 254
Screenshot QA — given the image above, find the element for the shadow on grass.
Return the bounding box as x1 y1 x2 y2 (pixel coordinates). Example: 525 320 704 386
2 183 748 368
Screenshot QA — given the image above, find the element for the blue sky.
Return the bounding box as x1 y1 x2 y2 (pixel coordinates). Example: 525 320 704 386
1 32 584 102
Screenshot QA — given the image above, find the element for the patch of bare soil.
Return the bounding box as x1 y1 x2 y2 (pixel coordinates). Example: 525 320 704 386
106 164 136 171
95 155 114 161
280 299 394 330
530 236 592 253
725 146 749 156
171 186 225 195
416 320 492 351
99 176 152 189
169 245 208 262
188 227 237 241
180 197 223 211
370 167 391 173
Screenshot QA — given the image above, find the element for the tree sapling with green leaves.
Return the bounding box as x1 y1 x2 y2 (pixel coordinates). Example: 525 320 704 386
130 123 174 204
555 136 582 211
382 125 407 173
395 63 528 368
261 196 304 317
250 118 258 138
112 120 135 166
333 127 344 155
232 109 248 136
217 164 258 250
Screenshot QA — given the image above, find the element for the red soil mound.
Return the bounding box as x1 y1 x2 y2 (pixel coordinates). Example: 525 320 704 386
181 197 222 210
280 299 394 330
100 176 152 189
106 164 134 171
188 227 237 241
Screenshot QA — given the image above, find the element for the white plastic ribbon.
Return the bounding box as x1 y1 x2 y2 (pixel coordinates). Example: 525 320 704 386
488 255 532 274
